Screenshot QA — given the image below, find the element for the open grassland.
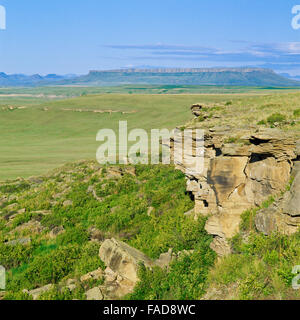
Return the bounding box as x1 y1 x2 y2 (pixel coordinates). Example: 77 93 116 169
1 87 300 180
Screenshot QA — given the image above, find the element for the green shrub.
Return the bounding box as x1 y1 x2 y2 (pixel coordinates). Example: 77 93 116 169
39 286 86 300
7 245 82 290
56 226 89 245
73 242 105 276
0 243 35 269
257 119 266 125
293 109 300 118
267 113 286 125
128 241 216 300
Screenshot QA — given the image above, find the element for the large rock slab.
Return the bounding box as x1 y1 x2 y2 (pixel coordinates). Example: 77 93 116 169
99 238 155 284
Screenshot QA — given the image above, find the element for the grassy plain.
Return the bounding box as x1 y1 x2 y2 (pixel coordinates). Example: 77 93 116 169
0 86 300 180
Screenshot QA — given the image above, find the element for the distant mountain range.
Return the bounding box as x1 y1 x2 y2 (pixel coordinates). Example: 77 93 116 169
0 72 76 87
279 73 300 81
0 68 300 87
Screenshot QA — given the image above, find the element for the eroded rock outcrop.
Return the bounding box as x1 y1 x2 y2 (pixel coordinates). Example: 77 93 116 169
173 107 300 256
99 238 155 284
255 162 300 236
98 239 189 299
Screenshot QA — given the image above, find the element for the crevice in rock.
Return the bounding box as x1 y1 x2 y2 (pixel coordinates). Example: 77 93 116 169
249 137 271 145
215 148 222 157
249 153 272 164
185 191 195 202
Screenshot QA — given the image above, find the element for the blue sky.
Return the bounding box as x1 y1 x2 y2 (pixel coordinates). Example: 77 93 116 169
0 0 300 75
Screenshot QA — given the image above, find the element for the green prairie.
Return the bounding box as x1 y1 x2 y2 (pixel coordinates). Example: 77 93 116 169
1 86 300 180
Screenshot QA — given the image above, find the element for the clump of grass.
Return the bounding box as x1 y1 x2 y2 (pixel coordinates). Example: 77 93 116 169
257 119 266 125
293 109 300 118
266 113 286 126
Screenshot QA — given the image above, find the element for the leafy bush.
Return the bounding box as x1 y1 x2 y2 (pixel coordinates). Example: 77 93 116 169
128 240 216 300
56 226 89 245
0 243 35 269
7 245 82 291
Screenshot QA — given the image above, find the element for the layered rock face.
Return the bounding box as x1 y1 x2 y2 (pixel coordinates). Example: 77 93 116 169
255 162 300 236
173 107 300 256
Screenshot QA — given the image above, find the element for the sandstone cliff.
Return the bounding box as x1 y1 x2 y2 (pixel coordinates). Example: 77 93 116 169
173 105 300 256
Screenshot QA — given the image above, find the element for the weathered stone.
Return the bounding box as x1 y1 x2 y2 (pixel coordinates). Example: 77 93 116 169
99 238 155 284
283 167 300 217
255 207 278 235
221 144 251 157
171 107 299 256
209 236 231 257
49 226 65 239
124 167 136 176
155 249 174 269
191 104 203 117
80 268 103 283
25 284 54 300
12 220 44 235
85 287 103 300
147 206 154 216
104 267 118 282
88 227 105 242
106 167 123 179
5 238 31 246
6 203 18 211
255 163 300 236
63 200 73 207
296 140 300 156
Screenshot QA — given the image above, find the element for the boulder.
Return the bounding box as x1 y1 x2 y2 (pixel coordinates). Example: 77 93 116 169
88 227 105 242
11 220 44 235
85 287 104 300
191 104 203 117
99 238 155 284
5 238 31 246
80 268 104 283
25 284 54 300
49 226 65 239
155 249 175 269
63 200 73 207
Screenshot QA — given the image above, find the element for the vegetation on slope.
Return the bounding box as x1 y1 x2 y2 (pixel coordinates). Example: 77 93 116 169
0 162 215 300
204 202 300 300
